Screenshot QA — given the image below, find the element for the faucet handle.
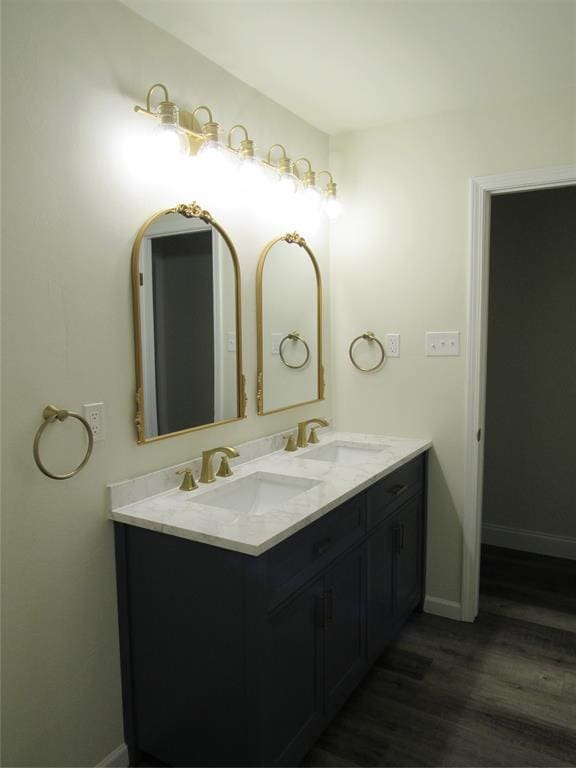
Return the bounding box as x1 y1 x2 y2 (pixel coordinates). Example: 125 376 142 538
284 434 298 452
308 427 320 444
176 468 198 491
216 456 233 478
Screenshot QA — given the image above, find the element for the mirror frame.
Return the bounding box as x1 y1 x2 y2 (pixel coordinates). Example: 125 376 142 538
256 232 325 415
131 202 246 444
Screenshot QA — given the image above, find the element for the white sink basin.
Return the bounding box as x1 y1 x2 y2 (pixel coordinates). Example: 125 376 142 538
301 440 389 465
199 472 321 518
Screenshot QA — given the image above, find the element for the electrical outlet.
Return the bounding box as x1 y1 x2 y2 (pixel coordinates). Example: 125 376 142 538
83 402 105 441
385 333 400 357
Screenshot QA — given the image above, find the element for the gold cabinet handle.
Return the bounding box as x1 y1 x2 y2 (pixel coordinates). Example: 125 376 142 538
279 331 310 369
348 331 385 372
33 405 94 480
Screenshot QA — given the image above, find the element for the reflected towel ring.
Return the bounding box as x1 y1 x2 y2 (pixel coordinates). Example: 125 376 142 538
33 405 94 480
279 332 310 370
349 331 385 372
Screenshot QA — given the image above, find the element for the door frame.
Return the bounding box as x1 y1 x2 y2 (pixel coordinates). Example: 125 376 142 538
461 163 576 622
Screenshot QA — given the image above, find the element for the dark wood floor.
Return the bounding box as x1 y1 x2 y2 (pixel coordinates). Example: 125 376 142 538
302 545 576 767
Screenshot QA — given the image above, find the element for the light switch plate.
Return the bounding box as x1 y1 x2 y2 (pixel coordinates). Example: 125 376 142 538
385 333 400 357
227 333 236 353
425 331 460 356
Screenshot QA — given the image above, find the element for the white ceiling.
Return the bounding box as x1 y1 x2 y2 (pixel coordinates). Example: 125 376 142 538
121 0 574 134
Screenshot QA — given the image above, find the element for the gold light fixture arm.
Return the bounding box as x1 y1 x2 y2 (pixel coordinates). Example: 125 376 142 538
227 124 249 146
318 170 338 196
266 143 288 164
190 105 219 141
318 170 334 184
134 82 170 117
294 157 316 186
294 157 312 173
227 124 255 158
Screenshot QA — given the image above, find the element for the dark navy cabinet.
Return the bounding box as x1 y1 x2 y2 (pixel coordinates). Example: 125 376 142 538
114 453 426 767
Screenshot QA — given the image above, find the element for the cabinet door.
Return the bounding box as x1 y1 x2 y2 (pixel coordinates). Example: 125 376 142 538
263 578 324 765
393 494 423 619
324 546 367 713
366 521 395 660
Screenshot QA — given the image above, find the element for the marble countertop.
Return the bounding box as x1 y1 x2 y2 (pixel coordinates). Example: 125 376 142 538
109 432 431 556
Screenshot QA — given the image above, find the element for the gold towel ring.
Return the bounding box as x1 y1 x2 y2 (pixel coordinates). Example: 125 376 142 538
33 405 94 480
349 332 385 372
279 332 310 370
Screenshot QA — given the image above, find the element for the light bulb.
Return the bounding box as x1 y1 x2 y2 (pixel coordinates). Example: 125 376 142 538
152 123 189 161
302 184 322 212
324 195 343 221
276 171 299 196
199 140 237 168
238 155 266 188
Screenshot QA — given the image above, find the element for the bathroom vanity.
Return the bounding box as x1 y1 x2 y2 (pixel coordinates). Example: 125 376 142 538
111 433 429 767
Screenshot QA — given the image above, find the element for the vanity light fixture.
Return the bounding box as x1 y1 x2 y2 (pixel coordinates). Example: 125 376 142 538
266 144 300 195
192 105 227 160
134 83 191 159
228 124 266 185
294 158 322 209
318 170 343 221
133 83 343 221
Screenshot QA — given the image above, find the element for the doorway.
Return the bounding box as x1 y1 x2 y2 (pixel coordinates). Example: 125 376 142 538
462 164 576 622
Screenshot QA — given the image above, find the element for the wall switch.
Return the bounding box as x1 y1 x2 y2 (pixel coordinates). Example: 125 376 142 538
83 402 105 441
385 333 400 357
271 333 283 354
227 332 236 353
425 331 460 356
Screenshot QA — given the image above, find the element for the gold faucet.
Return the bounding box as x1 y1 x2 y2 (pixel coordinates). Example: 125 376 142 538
296 418 329 448
200 446 239 483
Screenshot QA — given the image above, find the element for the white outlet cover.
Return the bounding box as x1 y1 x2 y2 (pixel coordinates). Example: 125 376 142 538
83 402 105 441
385 333 400 358
425 331 460 357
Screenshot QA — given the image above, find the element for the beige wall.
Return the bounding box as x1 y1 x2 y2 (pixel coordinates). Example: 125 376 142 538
483 186 576 539
0 1 329 765
329 88 576 605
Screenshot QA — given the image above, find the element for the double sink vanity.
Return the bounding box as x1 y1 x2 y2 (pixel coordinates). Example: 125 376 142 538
110 425 430 767
114 200 430 766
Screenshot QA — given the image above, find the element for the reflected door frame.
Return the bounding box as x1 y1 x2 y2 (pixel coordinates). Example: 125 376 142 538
139 217 219 438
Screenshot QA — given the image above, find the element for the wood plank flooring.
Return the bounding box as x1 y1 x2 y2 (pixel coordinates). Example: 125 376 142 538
302 545 576 767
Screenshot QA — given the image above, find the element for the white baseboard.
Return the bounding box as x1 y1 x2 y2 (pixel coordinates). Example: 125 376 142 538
423 595 462 621
482 523 576 561
96 743 129 768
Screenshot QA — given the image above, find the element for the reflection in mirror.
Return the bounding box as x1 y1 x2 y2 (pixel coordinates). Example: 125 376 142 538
257 233 324 414
132 203 245 443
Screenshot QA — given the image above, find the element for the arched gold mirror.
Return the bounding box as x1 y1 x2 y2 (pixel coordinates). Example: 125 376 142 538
256 232 324 415
132 202 246 443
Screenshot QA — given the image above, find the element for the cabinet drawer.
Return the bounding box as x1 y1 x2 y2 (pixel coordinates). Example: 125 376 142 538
366 457 423 530
267 495 365 607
